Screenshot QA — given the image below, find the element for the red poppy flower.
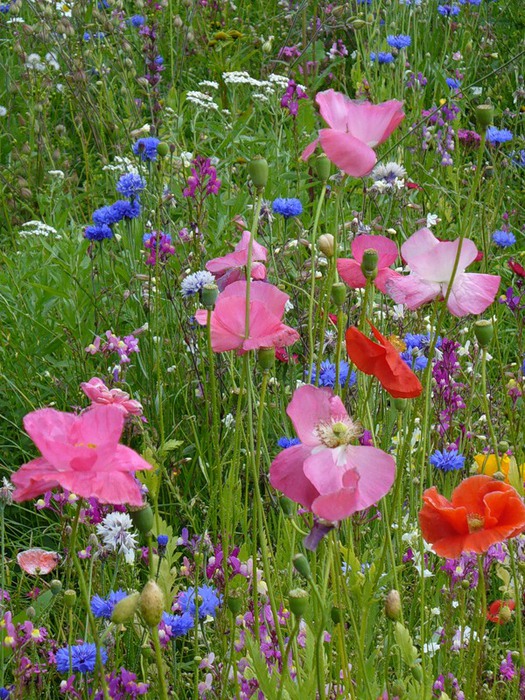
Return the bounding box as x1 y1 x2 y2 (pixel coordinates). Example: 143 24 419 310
345 322 423 399
487 599 515 624
509 258 525 278
419 475 525 559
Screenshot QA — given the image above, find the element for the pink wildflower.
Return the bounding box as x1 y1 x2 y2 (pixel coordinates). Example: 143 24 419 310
81 377 143 417
17 549 59 575
205 231 267 291
195 280 299 354
337 234 401 293
386 228 500 316
269 385 395 521
301 89 405 177
11 405 152 506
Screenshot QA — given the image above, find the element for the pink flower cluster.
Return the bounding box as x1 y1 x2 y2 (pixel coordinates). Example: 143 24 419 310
81 377 143 417
85 330 140 364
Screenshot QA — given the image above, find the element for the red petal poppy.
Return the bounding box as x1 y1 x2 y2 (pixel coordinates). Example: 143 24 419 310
509 258 525 278
345 322 423 399
419 475 525 559
487 599 515 624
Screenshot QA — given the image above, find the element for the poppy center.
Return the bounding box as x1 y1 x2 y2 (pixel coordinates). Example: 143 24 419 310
74 442 97 449
467 513 485 533
316 418 362 448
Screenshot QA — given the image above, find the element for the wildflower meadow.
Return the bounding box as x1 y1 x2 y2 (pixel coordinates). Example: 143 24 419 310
1 0 525 698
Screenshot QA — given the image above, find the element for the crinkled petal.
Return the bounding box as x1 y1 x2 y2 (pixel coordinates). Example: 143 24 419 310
337 259 366 289
401 229 479 282
286 385 335 446
300 138 320 162
11 457 61 502
319 129 377 177
446 273 501 317
375 268 402 295
347 445 396 511
386 274 441 309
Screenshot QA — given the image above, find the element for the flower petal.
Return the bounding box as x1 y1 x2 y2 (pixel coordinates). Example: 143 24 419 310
351 234 399 268
269 444 319 510
286 385 337 446
319 129 377 177
337 259 366 289
446 273 501 316
386 274 442 310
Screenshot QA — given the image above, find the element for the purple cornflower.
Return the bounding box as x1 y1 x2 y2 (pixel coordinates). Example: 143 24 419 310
183 156 221 198
277 437 301 449
430 448 465 472
437 4 460 16
280 79 308 117
272 198 302 218
84 224 113 241
91 590 127 619
161 612 194 639
446 77 461 89
132 137 161 161
128 15 145 27
143 231 175 265
177 585 221 619
492 229 516 247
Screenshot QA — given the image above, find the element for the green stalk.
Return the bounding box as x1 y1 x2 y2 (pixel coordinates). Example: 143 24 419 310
307 185 327 382
150 624 169 700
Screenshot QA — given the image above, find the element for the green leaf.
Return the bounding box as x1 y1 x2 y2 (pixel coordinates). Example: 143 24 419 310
394 622 418 667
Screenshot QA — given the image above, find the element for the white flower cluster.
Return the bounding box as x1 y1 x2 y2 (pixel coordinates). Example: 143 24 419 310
186 91 219 111
19 220 60 238
96 512 138 565
199 80 219 90
25 52 59 71
102 155 140 175
221 71 305 100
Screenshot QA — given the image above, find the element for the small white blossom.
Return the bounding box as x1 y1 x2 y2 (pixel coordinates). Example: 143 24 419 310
97 512 138 565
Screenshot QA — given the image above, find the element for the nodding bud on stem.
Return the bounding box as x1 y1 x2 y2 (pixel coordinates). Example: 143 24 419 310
474 319 493 348
111 592 140 624
384 589 402 620
315 154 331 182
292 553 312 580
318 234 335 258
139 581 165 627
248 156 268 190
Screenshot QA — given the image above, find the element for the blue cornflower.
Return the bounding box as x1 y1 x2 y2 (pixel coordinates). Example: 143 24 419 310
277 437 301 449
180 270 215 297
92 205 121 227
162 611 194 637
386 35 411 49
0 689 10 700
0 4 10 13
370 52 395 64
155 56 164 66
511 150 525 168
178 585 221 619
132 137 161 162
310 361 356 389
157 534 169 547
400 351 428 372
272 198 303 219
98 0 110 8
492 230 516 248
430 449 465 472
56 643 107 674
110 199 141 221
84 224 113 241
486 127 513 144
83 32 91 41
91 590 127 619
116 173 146 199
129 14 145 27
437 4 460 15
446 78 461 90
404 333 429 350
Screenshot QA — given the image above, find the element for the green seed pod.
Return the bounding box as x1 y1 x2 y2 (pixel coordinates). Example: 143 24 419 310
474 319 493 348
130 505 154 535
475 104 494 129
292 553 312 580
258 347 275 371
331 282 346 307
248 156 268 190
111 592 140 624
498 441 509 454
315 154 331 182
139 580 165 627
156 142 170 158
63 589 77 609
361 249 378 279
201 283 219 309
288 588 309 617
50 579 62 596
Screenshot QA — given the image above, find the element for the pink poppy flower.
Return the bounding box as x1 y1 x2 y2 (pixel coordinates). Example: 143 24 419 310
11 405 151 506
81 377 143 417
301 89 405 177
206 231 267 291
195 280 300 354
269 385 395 521
17 549 59 576
337 234 401 293
386 228 501 317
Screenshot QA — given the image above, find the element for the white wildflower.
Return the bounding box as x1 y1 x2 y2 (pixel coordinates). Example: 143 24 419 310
97 512 138 565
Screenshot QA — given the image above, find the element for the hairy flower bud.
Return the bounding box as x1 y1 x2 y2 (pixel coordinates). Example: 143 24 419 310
130 505 154 536
315 154 331 182
384 589 401 620
474 319 493 348
292 553 312 580
111 592 140 624
139 580 165 627
248 156 268 190
318 234 335 258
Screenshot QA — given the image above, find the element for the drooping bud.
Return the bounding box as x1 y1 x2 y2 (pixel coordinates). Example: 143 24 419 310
384 589 402 621
50 580 62 596
63 590 77 609
288 588 309 617
26 606 36 619
139 580 165 627
248 156 268 190
279 496 294 516
130 505 154 536
201 283 219 309
258 347 275 371
315 154 331 182
292 553 312 580
111 592 140 624
474 319 493 348
361 249 378 280
318 233 335 258
475 104 494 129
393 397 408 412
331 282 346 307
156 142 170 158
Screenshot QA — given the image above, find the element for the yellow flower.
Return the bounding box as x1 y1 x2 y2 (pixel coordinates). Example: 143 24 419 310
474 454 525 483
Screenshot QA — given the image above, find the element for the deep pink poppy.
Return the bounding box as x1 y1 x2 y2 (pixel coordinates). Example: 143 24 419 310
11 405 151 506
269 385 395 521
337 234 401 293
301 89 405 177
386 228 500 316
81 377 143 417
195 280 300 354
206 231 267 291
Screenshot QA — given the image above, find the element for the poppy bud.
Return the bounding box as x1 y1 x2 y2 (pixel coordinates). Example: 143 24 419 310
26 606 35 619
130 505 154 535
50 579 62 596
331 282 346 307
111 592 140 624
391 680 406 697
258 347 275 371
248 156 268 190
280 496 294 516
384 589 401 620
331 606 343 624
474 319 493 348
292 553 312 580
227 590 243 616
361 249 378 279
411 664 423 683
201 283 219 309
315 154 331 182
139 580 165 627
475 104 494 129
288 588 309 617
141 644 154 659
498 604 513 624
393 397 408 412
156 142 170 158
63 590 77 609
351 19 367 29
318 234 335 258
498 441 509 453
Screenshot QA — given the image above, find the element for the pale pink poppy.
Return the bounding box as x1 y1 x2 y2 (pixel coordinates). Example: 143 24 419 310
11 405 151 506
81 377 143 417
205 231 267 291
385 228 501 317
269 385 395 521
301 89 405 177
17 549 59 575
195 280 300 354
337 234 401 293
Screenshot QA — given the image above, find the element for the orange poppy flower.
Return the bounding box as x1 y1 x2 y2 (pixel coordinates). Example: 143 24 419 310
419 475 525 559
487 600 515 624
345 322 423 399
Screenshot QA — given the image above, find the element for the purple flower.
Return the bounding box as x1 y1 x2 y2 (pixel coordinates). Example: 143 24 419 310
487 127 513 145
84 224 113 241
183 156 221 198
116 173 146 199
386 35 411 49
132 137 160 161
91 590 127 619
370 51 395 64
